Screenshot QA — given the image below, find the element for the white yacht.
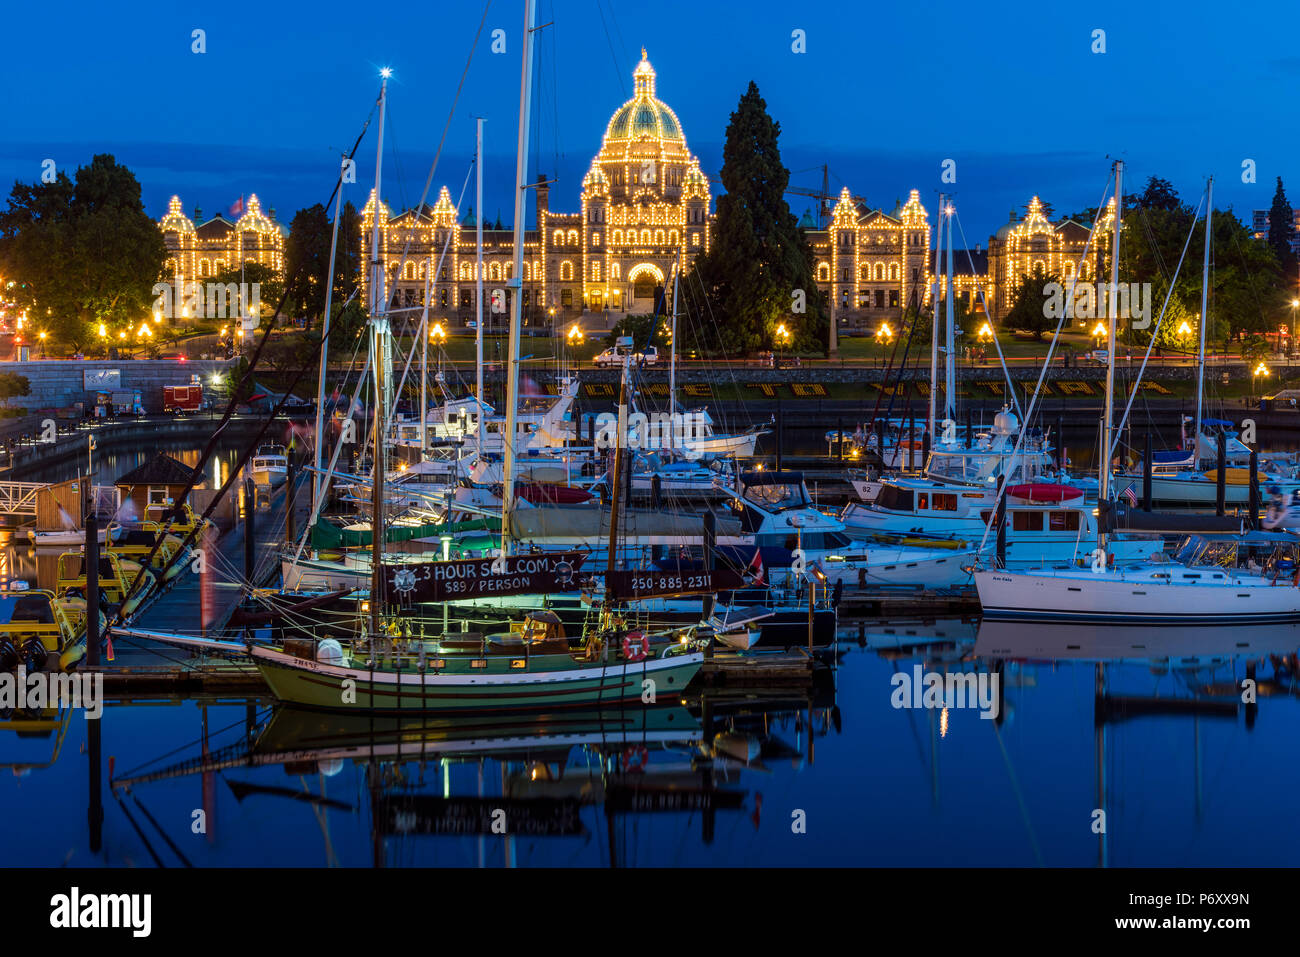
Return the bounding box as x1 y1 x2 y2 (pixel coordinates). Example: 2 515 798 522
976 532 1300 623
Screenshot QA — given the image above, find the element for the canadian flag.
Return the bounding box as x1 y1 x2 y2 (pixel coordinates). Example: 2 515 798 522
746 549 765 586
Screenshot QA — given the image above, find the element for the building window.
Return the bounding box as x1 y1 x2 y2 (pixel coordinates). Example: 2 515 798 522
640 229 650 245
553 229 564 245
613 229 623 245
842 268 850 282
560 261 573 281
567 230 578 245
611 263 621 280
561 289 573 308
690 232 700 246
592 232 601 246
592 262 601 281
889 290 899 308
875 290 885 308
460 290 472 308
817 263 830 282
669 229 678 246
654 229 665 245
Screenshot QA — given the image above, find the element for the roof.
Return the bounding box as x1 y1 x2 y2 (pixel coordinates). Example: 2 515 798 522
116 453 199 487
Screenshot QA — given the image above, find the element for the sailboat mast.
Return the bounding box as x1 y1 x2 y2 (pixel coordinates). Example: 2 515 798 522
670 263 681 416
944 199 956 421
420 273 429 453
312 157 347 514
498 0 537 559
368 71 390 640
1195 177 1212 454
476 117 486 450
1099 159 1122 553
605 355 630 600
929 193 943 440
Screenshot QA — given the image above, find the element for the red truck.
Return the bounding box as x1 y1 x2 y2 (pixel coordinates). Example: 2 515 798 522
163 384 203 413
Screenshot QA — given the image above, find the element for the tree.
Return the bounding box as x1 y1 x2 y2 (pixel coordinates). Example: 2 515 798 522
202 262 283 328
1268 177 1297 282
286 201 362 324
0 372 31 407
690 82 827 355
285 204 331 320
0 155 165 353
1004 267 1059 339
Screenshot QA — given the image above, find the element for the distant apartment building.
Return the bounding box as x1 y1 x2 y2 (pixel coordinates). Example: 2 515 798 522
1251 207 1300 255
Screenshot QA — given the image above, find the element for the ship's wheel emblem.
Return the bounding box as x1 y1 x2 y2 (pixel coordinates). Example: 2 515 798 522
554 561 573 586
393 568 416 594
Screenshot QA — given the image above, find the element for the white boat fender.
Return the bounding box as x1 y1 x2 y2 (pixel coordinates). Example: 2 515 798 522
317 638 344 665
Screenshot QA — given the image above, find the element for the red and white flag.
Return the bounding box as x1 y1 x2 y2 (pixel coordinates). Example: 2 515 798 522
746 549 765 586
228 195 244 217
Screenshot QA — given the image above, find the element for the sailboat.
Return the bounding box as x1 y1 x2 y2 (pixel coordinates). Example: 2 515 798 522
974 166 1300 623
125 9 712 711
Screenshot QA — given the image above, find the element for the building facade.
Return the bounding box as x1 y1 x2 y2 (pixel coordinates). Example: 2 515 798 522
158 194 286 284
984 196 1114 320
363 51 713 331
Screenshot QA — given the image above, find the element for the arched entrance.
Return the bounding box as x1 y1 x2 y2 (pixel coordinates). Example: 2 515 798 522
626 262 665 314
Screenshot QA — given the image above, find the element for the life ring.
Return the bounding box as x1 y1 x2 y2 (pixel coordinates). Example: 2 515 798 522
623 745 648 773
622 631 649 662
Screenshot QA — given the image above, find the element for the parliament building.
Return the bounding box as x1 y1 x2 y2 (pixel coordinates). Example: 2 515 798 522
155 51 1120 344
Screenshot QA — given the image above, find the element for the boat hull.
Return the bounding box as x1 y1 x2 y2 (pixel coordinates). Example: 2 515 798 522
975 567 1300 623
251 644 704 712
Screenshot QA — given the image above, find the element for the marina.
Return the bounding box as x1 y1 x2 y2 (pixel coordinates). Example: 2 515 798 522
4 1 1300 941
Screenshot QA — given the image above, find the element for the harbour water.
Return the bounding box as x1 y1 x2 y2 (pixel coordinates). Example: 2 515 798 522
6 617 1292 867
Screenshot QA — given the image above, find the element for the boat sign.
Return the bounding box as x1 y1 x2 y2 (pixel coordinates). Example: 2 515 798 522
605 568 745 603
383 551 586 603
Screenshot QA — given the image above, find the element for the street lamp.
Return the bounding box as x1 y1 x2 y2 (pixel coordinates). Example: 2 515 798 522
38 331 46 359
875 322 894 344
775 322 792 369
429 322 446 345
977 322 993 342
1091 320 1108 351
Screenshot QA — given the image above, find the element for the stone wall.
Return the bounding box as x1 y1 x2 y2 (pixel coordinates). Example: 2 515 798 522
0 359 236 413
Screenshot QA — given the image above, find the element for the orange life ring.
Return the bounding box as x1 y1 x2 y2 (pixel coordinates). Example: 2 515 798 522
622 631 649 662
623 745 648 772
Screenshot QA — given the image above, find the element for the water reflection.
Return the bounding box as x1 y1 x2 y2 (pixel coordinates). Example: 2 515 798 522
6 616 1300 866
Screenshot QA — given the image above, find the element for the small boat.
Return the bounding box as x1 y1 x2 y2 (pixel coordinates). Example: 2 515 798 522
250 444 289 487
0 584 93 678
28 526 119 547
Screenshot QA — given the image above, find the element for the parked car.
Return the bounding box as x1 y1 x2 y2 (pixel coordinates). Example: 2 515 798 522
1087 349 1109 365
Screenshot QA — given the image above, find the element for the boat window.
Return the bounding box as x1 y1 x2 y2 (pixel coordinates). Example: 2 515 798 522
743 481 810 512
1049 510 1080 531
932 493 958 511
917 493 928 510
875 485 914 512
823 531 850 549
1012 512 1041 532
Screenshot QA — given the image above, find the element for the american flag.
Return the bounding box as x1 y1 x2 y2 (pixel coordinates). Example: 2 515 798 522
1121 485 1137 505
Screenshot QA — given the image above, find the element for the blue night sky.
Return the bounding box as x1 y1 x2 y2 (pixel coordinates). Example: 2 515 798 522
2 0 1296 239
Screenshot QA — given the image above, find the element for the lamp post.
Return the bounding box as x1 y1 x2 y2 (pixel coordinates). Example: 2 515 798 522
38 331 46 359
775 321 792 369
1253 360 1269 402
565 322 584 368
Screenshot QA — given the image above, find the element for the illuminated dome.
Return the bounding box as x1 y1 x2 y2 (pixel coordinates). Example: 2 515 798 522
603 49 685 146
160 195 195 234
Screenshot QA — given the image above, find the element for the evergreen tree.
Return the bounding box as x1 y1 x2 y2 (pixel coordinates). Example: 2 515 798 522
1004 266 1059 339
1267 176 1297 281
690 82 826 355
0 154 165 352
